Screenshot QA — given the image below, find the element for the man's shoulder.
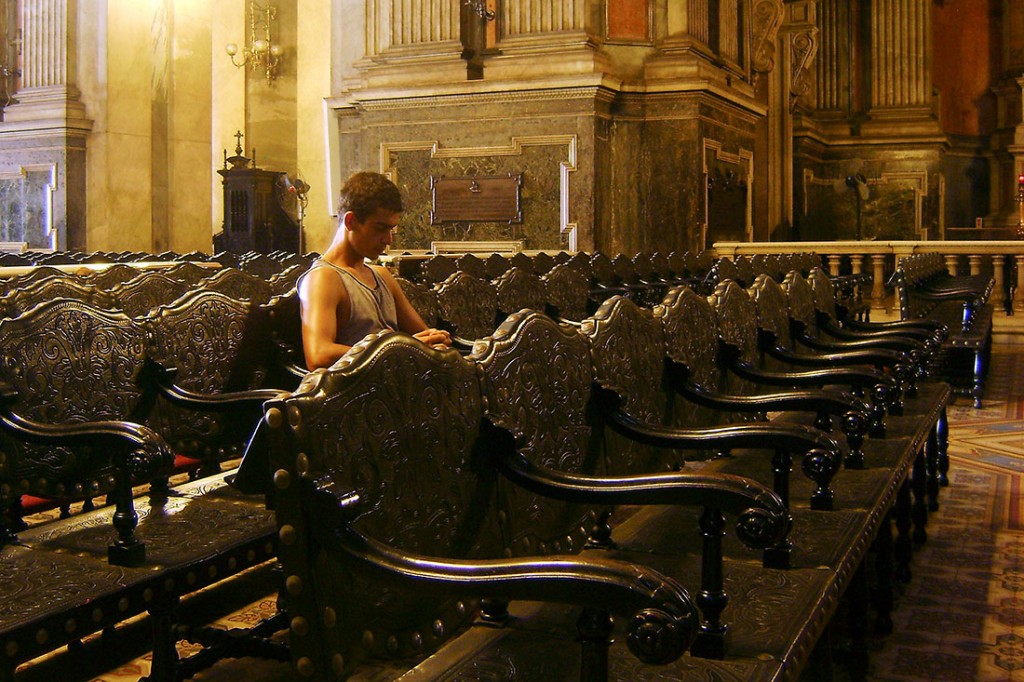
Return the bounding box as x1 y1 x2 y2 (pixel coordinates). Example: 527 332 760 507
299 262 347 300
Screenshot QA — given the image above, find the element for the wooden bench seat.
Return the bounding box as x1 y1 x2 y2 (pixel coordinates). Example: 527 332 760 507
0 472 276 681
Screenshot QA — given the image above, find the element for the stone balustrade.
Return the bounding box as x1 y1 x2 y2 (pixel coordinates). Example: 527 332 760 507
713 240 1024 315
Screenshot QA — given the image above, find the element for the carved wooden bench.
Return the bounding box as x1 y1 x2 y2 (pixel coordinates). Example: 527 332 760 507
0 298 280 681
255 331 720 680
890 254 993 407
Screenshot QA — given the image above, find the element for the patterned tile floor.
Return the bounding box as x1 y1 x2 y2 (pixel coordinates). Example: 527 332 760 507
865 345 1024 682
15 346 1024 681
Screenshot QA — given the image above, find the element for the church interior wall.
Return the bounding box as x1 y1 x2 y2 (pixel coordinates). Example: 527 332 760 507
0 1 1019 254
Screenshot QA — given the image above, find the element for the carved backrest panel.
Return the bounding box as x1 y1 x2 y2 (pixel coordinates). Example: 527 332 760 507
0 300 149 425
542 263 590 322
782 271 819 336
163 261 212 286
199 267 274 305
2 267 69 295
240 253 282 280
695 250 716 273
503 251 528 274
531 251 555 276
87 264 141 290
552 251 571 266
455 253 488 280
396 276 441 327
210 251 241 269
435 272 498 341
1 277 113 319
748 274 793 349
709 280 760 365
268 333 492 665
650 252 671 279
421 254 458 285
655 285 720 389
808 267 839 319
713 258 741 286
611 253 638 284
667 251 687 277
583 297 666 426
565 251 591 275
268 263 305 296
146 290 269 394
735 256 755 286
109 272 190 319
583 296 678 474
263 288 305 378
471 311 597 556
144 290 273 459
589 252 617 286
494 266 547 317
484 253 510 280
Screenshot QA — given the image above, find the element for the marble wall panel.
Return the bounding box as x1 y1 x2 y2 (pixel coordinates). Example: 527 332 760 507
800 162 939 241
343 90 602 252
387 142 570 251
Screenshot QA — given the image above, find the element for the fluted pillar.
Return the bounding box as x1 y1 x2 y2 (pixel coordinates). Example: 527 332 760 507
501 0 588 37
813 0 850 114
3 0 87 123
369 0 460 52
868 0 931 113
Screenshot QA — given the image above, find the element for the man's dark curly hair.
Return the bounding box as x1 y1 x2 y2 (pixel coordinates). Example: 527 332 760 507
338 171 404 221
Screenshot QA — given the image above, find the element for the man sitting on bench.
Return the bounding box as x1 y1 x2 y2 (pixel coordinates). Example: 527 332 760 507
298 171 451 369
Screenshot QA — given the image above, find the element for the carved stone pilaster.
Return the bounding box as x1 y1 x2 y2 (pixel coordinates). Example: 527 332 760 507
750 0 783 88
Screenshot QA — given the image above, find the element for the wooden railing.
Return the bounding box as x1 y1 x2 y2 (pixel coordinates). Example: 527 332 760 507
713 240 1024 314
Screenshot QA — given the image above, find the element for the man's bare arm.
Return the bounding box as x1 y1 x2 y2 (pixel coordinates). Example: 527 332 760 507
376 265 451 347
299 267 354 369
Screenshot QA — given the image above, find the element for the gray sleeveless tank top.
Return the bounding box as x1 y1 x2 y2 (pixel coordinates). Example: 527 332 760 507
298 259 399 346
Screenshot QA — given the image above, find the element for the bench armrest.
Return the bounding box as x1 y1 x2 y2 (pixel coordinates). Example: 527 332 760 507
143 359 287 412
0 381 174 481
303 473 697 666
482 423 790 551
667 363 870 416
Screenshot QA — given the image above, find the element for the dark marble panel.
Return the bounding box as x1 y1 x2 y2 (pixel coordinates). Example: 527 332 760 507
389 143 569 251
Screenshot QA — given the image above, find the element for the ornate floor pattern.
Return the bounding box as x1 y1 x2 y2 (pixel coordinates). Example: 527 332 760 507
14 346 1024 681
867 346 1024 682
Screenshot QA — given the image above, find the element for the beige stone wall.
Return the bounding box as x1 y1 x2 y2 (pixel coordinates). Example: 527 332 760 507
79 1 215 253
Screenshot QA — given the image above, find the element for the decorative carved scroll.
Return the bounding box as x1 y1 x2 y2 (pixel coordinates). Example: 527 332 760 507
751 0 784 87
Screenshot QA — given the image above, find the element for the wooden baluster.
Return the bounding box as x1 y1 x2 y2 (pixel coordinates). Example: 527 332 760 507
968 254 983 277
944 254 958 276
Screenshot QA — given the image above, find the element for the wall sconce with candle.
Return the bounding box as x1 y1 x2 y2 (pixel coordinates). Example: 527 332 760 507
225 1 283 85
